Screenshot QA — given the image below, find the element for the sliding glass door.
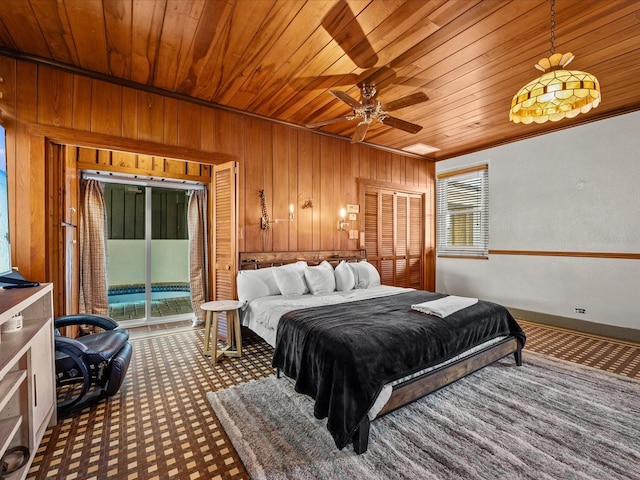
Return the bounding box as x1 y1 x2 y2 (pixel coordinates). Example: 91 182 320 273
150 187 192 321
104 182 195 325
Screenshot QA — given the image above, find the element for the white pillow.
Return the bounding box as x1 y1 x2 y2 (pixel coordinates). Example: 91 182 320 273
349 261 381 289
272 261 309 296
334 260 355 291
236 268 281 307
304 261 335 295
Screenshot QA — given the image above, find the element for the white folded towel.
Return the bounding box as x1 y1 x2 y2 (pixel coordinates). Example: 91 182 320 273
411 295 478 318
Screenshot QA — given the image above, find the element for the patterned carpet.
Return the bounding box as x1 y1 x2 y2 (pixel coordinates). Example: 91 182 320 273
208 352 640 479
27 320 640 479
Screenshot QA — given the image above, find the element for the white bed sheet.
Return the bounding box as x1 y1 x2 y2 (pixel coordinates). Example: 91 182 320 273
240 285 414 348
240 286 508 420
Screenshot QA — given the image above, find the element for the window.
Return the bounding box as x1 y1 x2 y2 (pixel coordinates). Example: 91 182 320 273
437 165 488 257
104 184 188 240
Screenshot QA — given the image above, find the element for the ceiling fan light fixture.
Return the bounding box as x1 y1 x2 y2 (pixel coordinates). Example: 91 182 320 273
309 85 428 143
509 0 600 124
402 143 440 155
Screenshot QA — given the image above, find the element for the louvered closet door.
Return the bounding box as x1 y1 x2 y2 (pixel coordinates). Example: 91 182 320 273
407 195 423 288
364 191 380 272
364 188 423 289
212 162 237 302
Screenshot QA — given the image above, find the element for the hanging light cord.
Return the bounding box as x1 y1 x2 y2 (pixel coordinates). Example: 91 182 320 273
549 0 556 55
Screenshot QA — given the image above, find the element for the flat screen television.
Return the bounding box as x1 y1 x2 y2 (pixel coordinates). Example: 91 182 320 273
0 124 10 277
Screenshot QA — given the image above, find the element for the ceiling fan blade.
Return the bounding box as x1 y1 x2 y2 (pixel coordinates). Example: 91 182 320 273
351 121 370 143
382 92 429 111
330 89 363 109
379 115 423 134
306 116 354 128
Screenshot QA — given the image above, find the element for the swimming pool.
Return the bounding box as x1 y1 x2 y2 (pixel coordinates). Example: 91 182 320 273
108 290 190 304
108 284 191 304
107 284 193 322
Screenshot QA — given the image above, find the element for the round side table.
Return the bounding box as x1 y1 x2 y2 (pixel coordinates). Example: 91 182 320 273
201 300 242 363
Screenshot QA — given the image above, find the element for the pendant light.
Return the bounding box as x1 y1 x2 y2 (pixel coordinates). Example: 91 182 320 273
509 0 601 124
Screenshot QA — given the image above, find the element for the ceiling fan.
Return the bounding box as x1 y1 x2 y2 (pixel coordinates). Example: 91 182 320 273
290 2 426 93
306 84 428 143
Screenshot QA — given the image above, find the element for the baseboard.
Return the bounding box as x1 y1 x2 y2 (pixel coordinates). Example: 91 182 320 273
508 307 640 344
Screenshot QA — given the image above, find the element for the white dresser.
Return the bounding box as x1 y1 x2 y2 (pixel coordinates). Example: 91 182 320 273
0 284 56 480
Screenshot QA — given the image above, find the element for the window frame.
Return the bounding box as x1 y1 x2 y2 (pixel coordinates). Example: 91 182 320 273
436 164 489 258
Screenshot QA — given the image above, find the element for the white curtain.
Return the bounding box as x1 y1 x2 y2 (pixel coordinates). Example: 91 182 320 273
187 189 208 326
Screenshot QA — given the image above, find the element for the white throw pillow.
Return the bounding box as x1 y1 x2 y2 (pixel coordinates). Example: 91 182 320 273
272 261 309 296
236 267 281 307
349 261 381 289
304 261 336 295
334 260 355 291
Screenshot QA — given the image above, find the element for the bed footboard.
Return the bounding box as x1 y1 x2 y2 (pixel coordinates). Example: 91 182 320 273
352 336 522 454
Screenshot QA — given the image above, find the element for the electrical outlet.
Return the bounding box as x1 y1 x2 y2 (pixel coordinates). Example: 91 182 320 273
574 308 586 314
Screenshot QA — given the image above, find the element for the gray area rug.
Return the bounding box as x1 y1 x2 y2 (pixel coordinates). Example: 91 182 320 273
207 352 640 479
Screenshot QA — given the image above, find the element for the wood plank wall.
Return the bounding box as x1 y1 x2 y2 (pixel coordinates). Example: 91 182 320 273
76 147 213 182
0 55 435 288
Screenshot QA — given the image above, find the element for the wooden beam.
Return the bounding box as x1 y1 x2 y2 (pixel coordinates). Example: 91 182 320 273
28 124 234 165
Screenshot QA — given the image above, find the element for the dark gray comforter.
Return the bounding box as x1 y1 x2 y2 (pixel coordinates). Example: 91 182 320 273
272 290 526 449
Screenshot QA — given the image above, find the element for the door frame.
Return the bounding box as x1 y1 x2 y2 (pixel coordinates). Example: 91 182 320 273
357 177 435 291
35 124 230 318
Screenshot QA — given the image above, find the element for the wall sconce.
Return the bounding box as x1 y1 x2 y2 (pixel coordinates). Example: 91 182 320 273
259 190 294 229
337 208 349 231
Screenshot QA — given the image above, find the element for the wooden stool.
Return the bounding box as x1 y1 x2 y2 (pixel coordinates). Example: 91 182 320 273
201 300 242 363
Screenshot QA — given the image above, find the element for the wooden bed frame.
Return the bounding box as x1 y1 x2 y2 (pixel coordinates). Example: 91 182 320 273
238 250 523 454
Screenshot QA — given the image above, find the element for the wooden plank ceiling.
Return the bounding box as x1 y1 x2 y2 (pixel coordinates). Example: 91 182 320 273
0 0 639 160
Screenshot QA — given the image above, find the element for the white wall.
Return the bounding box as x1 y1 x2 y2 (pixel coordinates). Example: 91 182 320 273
107 239 189 286
436 110 640 332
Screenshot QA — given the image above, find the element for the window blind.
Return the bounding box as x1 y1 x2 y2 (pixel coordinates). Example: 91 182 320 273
436 165 489 257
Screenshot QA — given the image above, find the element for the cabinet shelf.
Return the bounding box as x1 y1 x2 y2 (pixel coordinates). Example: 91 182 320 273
0 285 51 325
0 320 49 379
0 415 23 459
0 370 27 412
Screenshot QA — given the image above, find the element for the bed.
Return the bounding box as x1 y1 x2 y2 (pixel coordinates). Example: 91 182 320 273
238 250 526 454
